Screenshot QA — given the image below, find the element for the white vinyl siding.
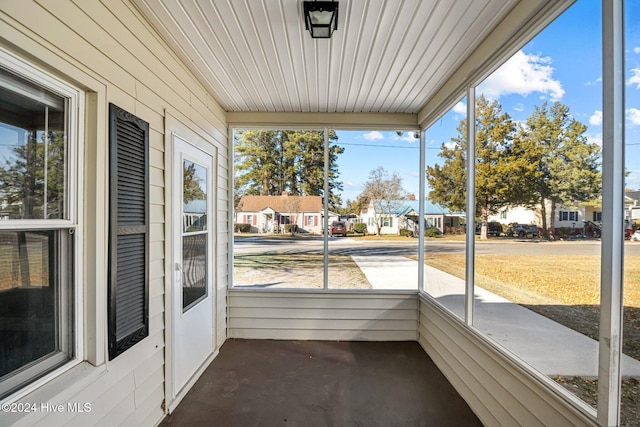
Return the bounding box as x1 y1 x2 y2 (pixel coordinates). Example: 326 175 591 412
0 1 228 426
228 290 418 341
418 294 595 427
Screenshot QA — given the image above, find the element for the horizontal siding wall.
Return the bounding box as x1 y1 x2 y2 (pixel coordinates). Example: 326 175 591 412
228 290 418 341
0 1 228 426
417 294 597 427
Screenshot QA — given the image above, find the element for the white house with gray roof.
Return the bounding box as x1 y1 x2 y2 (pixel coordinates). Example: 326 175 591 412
360 199 463 235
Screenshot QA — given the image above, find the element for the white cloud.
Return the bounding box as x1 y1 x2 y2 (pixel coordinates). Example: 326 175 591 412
391 131 419 142
478 50 565 101
452 101 466 115
400 132 419 142
362 131 383 140
585 77 602 86
628 108 640 126
587 133 602 147
443 141 456 150
589 110 602 126
513 103 525 112
627 68 640 89
626 171 640 191
634 47 640 54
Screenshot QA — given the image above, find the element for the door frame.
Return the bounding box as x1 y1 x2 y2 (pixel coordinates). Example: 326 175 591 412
163 114 218 413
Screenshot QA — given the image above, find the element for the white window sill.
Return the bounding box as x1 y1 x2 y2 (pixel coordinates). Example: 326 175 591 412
1 362 107 426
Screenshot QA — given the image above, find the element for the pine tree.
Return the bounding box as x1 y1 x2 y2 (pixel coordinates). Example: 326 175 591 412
512 102 601 236
0 130 65 219
234 130 344 209
426 96 518 237
426 98 601 238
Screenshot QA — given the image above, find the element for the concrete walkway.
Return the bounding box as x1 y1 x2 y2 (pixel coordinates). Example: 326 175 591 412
351 255 640 377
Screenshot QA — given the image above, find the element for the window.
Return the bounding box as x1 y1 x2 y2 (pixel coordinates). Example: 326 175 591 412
232 128 419 290
383 216 393 228
306 215 315 226
559 210 579 222
0 51 82 399
593 211 602 222
245 214 253 225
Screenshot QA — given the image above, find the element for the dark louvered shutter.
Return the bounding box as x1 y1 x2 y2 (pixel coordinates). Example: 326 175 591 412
108 103 149 360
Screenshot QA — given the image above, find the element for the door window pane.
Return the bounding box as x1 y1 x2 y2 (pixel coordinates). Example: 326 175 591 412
182 157 208 310
183 159 207 232
182 233 207 311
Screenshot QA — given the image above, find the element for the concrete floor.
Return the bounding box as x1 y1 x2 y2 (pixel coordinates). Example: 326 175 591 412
160 339 482 427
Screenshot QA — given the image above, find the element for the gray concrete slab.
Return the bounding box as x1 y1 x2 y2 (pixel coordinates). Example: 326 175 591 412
160 340 482 427
352 255 640 377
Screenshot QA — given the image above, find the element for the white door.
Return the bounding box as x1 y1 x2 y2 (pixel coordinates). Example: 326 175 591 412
172 134 215 399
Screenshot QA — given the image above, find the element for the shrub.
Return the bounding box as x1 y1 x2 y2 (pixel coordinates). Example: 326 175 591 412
399 228 414 237
284 224 298 234
556 227 574 239
424 228 440 238
353 222 367 234
234 223 251 233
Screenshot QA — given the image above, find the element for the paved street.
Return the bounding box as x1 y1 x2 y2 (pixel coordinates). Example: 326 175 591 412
234 235 640 257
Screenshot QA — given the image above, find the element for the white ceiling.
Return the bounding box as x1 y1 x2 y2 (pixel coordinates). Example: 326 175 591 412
133 0 567 116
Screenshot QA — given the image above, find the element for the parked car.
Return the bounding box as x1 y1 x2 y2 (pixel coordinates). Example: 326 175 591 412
505 223 539 238
475 221 502 236
329 221 347 237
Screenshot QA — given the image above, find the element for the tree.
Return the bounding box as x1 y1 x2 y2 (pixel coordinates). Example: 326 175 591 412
361 167 406 235
426 97 601 239
234 130 281 198
282 193 301 235
183 161 206 202
0 130 65 219
234 130 344 209
426 96 519 238
336 197 367 216
512 102 601 236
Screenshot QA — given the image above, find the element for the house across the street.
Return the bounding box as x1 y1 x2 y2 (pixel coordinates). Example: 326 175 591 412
488 201 604 237
236 194 325 234
360 199 463 235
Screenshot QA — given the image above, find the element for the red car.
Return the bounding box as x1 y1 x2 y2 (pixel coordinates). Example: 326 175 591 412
329 221 347 237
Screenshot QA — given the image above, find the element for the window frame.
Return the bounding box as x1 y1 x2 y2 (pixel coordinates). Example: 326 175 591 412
0 48 84 401
559 210 579 222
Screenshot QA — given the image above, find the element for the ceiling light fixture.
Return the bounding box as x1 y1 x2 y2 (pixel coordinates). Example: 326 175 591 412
303 1 339 39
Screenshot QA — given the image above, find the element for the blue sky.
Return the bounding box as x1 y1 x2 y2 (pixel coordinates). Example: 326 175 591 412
334 0 640 205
